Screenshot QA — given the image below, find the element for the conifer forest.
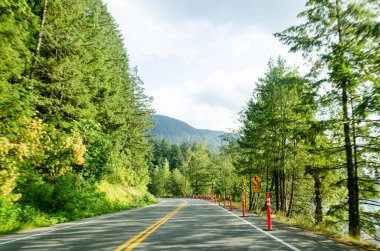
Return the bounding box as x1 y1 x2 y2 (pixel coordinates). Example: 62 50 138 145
0 0 379 245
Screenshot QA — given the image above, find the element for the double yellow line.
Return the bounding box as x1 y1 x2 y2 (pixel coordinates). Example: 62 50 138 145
115 201 187 251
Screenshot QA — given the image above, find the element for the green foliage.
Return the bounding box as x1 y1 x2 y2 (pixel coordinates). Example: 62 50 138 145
233 57 316 214
167 169 187 196
275 0 380 239
0 0 154 234
149 159 171 197
147 139 233 197
225 49 379 243
0 0 37 83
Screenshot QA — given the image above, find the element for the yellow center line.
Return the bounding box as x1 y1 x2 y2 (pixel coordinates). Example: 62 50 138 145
115 201 187 251
124 207 182 250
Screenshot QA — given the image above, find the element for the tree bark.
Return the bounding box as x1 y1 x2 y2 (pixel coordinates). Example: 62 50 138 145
274 169 279 211
342 82 360 239
281 167 286 212
249 181 253 211
335 0 360 239
287 169 295 218
31 0 49 78
314 176 323 224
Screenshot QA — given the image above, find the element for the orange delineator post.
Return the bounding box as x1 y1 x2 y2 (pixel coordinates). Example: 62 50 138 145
241 192 246 217
266 192 272 230
218 194 220 206
223 195 226 208
229 193 233 211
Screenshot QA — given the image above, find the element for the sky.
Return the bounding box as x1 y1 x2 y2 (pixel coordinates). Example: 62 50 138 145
103 0 307 131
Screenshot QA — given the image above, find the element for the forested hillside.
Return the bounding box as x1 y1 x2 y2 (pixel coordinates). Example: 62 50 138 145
150 114 224 150
0 0 154 233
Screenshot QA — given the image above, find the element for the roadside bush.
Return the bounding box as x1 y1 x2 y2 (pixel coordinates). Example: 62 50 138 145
0 197 21 233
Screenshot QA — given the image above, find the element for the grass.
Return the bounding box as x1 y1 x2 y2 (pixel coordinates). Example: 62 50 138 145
0 183 157 235
271 213 379 251
228 200 378 250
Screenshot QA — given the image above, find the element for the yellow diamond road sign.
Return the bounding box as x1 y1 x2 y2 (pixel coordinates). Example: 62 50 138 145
253 185 261 193
251 175 262 185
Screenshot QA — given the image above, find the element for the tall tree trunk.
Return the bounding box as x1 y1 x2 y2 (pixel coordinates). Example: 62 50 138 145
335 0 360 239
281 167 286 212
279 83 287 213
342 83 360 239
31 0 49 78
287 141 297 218
249 181 253 211
287 169 295 218
314 176 323 224
274 169 279 211
350 92 359 193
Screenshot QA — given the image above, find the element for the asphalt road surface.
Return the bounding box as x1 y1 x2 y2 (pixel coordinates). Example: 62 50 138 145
0 198 363 250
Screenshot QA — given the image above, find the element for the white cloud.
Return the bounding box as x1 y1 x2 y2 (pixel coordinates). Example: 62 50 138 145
103 0 306 131
148 83 239 131
148 66 261 131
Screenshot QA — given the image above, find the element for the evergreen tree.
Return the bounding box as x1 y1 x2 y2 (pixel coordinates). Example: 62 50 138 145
238 58 316 214
275 0 380 239
0 0 154 233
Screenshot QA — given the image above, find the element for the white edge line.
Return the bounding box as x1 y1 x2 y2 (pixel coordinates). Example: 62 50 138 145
0 202 160 246
215 203 301 251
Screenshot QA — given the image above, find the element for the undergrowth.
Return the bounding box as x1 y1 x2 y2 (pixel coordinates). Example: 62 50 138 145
0 178 156 235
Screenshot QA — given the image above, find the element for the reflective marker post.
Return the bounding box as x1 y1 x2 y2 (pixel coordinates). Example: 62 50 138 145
229 193 233 211
266 192 272 230
241 192 246 217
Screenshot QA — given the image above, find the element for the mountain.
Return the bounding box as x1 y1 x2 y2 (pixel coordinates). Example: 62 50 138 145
149 115 225 150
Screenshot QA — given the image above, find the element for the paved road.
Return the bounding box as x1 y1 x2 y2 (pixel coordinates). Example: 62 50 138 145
0 199 363 250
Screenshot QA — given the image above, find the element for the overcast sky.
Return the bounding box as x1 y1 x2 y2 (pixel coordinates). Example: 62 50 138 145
103 0 307 131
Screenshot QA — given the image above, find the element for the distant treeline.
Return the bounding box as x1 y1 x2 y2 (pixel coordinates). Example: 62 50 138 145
146 138 236 197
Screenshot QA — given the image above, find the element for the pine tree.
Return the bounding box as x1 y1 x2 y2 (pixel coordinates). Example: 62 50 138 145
238 58 316 215
275 0 380 239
